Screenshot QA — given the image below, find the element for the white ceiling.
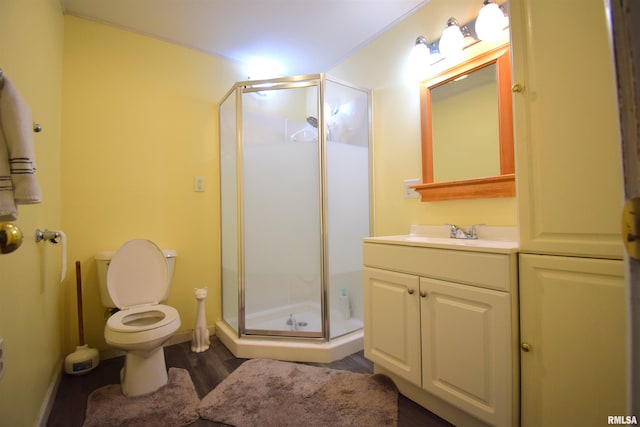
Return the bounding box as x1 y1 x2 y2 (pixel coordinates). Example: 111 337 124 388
61 0 429 77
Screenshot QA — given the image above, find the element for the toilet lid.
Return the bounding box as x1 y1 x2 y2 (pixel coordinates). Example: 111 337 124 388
107 239 169 309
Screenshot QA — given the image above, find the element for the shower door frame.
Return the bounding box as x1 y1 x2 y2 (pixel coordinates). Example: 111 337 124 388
219 73 373 341
232 74 328 339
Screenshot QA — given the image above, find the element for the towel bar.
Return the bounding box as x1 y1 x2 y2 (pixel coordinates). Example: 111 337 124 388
0 68 43 133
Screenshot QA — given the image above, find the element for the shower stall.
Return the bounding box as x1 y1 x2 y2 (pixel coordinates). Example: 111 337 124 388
217 74 371 362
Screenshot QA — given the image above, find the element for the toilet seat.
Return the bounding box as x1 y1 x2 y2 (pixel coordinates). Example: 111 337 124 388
107 239 169 309
107 304 179 332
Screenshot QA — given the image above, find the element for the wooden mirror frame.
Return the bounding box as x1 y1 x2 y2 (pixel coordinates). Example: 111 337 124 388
413 44 514 201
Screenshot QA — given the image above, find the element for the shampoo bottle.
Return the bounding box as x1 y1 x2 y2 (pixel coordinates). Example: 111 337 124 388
338 288 351 320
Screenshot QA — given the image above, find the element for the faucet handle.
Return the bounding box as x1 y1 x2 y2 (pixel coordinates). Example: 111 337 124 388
445 224 459 238
468 224 485 238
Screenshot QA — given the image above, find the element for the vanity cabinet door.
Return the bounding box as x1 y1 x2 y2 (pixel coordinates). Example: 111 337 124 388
363 267 421 386
510 0 623 258
519 254 626 427
420 277 512 427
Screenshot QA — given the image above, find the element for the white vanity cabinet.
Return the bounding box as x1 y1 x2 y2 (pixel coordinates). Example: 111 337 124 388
509 0 628 424
363 239 518 427
518 254 626 427
509 0 623 260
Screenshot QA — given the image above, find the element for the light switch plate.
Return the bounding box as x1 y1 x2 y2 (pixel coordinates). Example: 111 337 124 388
194 176 205 192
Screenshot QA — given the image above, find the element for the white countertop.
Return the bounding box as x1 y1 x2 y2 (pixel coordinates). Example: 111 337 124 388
363 225 519 254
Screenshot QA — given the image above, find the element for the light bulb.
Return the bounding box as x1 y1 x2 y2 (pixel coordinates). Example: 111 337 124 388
475 1 508 41
409 36 431 81
439 19 464 58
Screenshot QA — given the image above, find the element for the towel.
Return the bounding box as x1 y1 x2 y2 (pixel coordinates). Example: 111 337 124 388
0 74 41 220
0 134 17 220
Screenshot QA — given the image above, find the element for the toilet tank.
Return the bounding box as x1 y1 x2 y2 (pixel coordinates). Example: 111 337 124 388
95 249 178 308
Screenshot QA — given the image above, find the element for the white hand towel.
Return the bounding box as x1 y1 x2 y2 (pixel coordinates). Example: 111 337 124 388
0 129 17 220
0 75 42 204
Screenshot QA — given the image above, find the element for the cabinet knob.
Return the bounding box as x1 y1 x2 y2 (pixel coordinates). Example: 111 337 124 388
512 83 524 93
521 342 532 352
407 288 415 295
420 291 427 298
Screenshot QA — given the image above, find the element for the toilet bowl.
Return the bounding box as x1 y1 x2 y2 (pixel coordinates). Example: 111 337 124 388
100 239 181 397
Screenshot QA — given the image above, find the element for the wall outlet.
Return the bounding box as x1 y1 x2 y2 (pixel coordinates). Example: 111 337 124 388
0 338 5 380
403 178 420 199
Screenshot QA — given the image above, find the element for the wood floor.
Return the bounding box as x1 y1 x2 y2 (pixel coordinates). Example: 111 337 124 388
47 336 454 427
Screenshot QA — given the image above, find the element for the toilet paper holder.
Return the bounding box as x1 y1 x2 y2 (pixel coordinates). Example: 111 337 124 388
35 228 62 244
35 228 68 281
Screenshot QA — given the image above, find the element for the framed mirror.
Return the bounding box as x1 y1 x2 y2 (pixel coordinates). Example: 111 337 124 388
413 45 514 201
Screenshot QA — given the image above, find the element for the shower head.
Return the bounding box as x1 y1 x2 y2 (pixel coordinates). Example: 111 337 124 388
306 116 318 128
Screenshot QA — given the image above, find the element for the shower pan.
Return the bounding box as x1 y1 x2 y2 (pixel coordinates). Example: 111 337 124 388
217 74 371 362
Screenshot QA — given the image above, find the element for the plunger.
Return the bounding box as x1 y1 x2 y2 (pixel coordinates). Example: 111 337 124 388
64 261 99 375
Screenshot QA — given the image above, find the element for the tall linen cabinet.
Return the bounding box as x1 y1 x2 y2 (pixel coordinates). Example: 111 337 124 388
510 0 627 425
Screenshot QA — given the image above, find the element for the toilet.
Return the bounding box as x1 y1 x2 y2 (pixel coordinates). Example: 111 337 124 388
95 239 180 397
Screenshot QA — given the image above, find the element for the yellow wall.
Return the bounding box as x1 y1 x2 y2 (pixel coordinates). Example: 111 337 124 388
0 1 518 422
61 16 245 351
0 0 64 424
330 0 516 235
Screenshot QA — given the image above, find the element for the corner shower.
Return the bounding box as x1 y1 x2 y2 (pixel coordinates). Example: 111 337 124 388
217 74 371 362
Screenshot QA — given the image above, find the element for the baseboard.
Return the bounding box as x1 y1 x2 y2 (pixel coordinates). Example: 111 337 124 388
36 358 64 427
99 325 217 360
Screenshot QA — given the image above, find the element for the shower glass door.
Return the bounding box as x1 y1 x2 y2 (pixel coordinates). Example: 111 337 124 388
219 88 239 331
241 81 323 337
325 77 370 339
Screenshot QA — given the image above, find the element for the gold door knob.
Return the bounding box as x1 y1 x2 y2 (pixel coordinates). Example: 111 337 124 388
622 197 640 260
0 223 24 254
521 342 532 352
420 291 427 298
407 288 415 295
512 83 524 93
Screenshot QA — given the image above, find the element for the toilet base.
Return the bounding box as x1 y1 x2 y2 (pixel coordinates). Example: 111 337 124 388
120 346 168 397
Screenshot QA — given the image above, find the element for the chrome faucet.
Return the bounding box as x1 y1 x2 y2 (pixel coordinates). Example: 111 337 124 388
287 314 298 331
447 224 483 240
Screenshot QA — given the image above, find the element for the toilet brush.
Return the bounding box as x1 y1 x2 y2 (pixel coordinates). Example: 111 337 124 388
64 261 100 375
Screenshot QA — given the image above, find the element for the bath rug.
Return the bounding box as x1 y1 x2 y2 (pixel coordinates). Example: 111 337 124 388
83 367 199 427
197 358 398 426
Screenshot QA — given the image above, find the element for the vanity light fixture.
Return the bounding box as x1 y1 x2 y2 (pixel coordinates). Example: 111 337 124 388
410 2 510 74
475 0 509 41
438 18 465 58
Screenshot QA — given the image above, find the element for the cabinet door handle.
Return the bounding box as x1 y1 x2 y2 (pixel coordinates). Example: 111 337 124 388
420 291 427 298
512 83 524 93
407 288 415 295
521 342 532 352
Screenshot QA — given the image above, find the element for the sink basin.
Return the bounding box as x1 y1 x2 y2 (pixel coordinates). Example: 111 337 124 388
372 234 518 249
364 225 518 253
403 235 517 249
